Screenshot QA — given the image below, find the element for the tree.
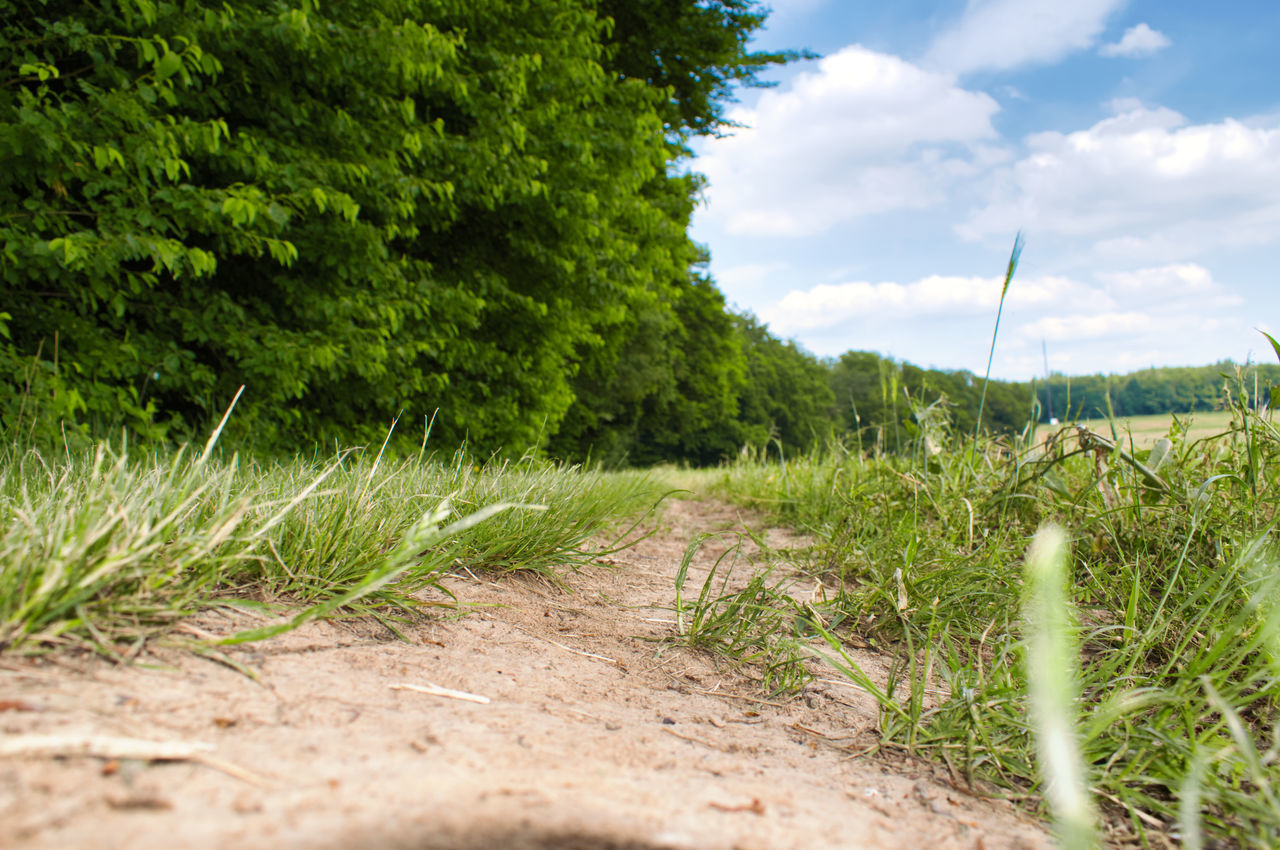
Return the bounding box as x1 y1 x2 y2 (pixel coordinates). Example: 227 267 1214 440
3 0 794 456
732 314 836 455
595 0 797 139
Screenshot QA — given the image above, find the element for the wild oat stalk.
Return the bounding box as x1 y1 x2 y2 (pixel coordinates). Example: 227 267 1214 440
973 232 1025 451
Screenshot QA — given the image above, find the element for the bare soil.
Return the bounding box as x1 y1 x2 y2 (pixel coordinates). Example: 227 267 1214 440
0 499 1049 849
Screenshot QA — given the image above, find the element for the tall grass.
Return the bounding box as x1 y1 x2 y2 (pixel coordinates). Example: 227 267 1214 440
0 428 662 654
710 369 1280 845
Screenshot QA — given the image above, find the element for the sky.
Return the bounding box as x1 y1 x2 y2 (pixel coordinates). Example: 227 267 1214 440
689 0 1280 380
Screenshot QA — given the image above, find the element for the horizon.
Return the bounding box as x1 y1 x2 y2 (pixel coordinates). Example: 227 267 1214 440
689 0 1280 381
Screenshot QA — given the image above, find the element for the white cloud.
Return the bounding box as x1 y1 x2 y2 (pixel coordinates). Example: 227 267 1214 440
1021 311 1154 341
762 273 1102 334
695 46 1000 237
1020 313 1236 346
1098 263 1221 297
1014 263 1240 344
1099 23 1171 58
755 261 1246 379
961 102 1280 257
924 0 1124 75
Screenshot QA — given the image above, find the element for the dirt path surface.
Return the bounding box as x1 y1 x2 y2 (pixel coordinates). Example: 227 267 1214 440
1 499 1049 849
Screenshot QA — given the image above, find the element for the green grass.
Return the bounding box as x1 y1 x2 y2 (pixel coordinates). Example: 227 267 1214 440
0 427 664 655
670 530 813 695
705 373 1280 845
3 329 1273 845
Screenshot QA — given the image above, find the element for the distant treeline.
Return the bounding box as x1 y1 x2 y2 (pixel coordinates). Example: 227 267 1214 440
1031 363 1279 421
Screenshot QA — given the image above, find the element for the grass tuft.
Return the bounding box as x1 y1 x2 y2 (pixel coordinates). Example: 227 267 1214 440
671 531 812 694
0 432 663 654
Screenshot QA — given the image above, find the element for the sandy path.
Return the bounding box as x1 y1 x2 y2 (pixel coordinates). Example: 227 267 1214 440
0 499 1048 849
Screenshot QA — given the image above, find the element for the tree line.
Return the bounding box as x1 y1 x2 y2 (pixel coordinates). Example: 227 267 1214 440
2 2 1268 465
1031 363 1278 422
825 354 1277 453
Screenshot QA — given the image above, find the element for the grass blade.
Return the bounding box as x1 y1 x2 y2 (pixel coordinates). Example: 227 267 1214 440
1022 524 1096 850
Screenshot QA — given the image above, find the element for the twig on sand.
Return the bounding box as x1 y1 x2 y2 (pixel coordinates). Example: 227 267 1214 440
0 733 273 786
691 688 791 709
195 753 275 786
0 733 215 761
507 624 619 665
389 681 491 704
662 727 728 752
790 722 856 741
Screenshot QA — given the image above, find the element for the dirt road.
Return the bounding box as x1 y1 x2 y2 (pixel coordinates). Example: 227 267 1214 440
0 499 1048 849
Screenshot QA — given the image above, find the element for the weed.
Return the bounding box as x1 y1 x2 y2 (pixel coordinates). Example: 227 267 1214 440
671 531 812 695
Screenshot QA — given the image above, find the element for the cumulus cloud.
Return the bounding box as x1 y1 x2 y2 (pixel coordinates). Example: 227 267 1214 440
1099 23 1171 58
1020 311 1154 341
694 46 1000 237
960 102 1280 257
924 0 1124 75
761 273 1102 334
1020 313 1237 344
1013 263 1239 346
756 262 1244 377
1097 263 1231 298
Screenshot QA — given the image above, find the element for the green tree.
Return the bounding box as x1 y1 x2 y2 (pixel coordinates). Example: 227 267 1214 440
550 272 748 466
732 313 836 455
596 0 798 139
3 0 791 456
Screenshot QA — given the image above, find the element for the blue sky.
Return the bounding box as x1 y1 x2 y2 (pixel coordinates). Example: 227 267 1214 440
689 0 1280 379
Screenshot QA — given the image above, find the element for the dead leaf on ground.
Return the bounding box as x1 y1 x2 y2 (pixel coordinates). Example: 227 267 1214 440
0 699 41 712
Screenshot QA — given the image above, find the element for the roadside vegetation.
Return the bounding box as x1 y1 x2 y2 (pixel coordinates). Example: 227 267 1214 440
0 406 663 656
6 1 1276 473
699 370 1280 846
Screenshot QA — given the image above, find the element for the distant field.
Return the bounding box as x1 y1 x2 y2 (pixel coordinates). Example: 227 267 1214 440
1073 409 1237 448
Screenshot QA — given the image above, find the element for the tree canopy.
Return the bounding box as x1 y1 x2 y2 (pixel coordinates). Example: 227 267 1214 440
2 0 792 455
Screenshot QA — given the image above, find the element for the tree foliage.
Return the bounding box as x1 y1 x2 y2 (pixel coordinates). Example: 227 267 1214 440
596 0 801 139
732 313 834 455
2 0 789 456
